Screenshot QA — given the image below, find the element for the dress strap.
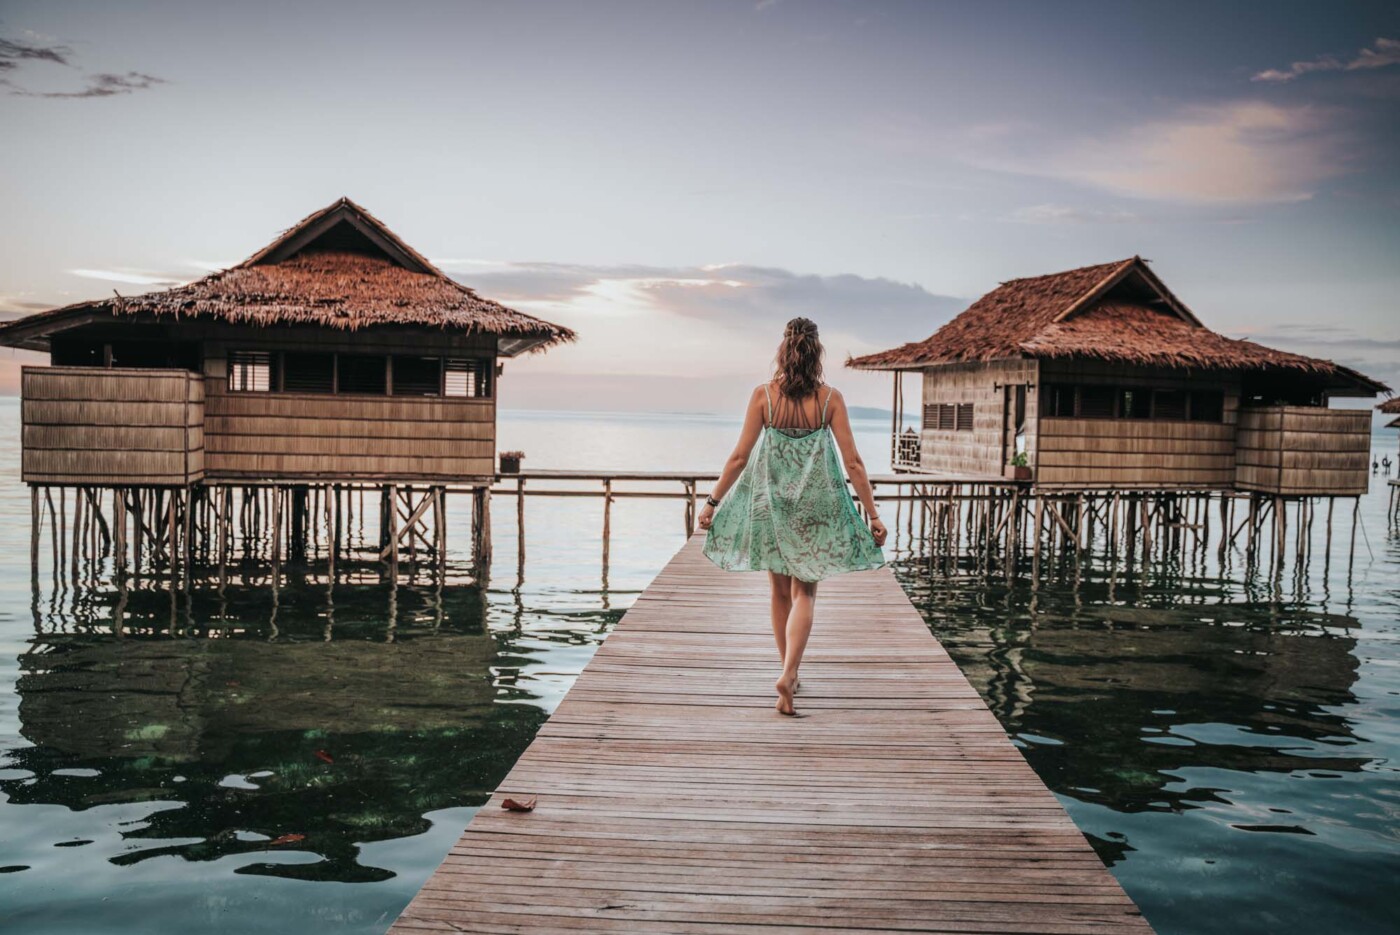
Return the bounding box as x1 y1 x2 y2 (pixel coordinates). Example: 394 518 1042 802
762 383 774 426
820 386 834 426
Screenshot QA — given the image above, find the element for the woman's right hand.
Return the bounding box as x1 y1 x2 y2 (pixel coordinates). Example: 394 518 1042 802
870 516 888 547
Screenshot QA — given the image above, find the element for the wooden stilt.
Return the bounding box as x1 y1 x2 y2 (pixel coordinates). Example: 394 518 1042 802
30 487 40 575
387 483 400 576
602 479 613 575
516 477 526 578
1031 494 1043 589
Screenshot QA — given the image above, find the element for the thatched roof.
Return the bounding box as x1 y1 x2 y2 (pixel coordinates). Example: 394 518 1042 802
1378 397 1400 414
848 256 1386 394
0 197 575 356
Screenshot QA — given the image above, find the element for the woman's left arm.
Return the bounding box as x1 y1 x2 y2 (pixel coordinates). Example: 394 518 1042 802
697 387 765 531
827 389 888 546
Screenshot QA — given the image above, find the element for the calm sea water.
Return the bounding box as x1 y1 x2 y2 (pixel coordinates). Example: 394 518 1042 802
0 397 1396 934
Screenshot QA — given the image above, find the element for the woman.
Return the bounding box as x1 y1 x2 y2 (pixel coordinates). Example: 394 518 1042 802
698 317 888 717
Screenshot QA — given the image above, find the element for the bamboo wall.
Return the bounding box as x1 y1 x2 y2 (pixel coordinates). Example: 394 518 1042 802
201 331 497 482
1235 406 1371 496
20 366 204 485
917 359 1038 477
1035 361 1238 489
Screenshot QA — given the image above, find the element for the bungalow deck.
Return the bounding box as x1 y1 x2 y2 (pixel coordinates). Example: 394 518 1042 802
388 535 1153 934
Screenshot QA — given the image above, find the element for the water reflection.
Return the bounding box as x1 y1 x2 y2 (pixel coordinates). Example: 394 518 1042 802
3 570 561 884
893 551 1392 931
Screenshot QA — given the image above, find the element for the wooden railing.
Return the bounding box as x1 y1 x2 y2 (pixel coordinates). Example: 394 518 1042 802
893 428 921 470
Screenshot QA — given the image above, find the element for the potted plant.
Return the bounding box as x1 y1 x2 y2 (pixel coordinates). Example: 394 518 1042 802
1011 451 1032 481
499 450 525 474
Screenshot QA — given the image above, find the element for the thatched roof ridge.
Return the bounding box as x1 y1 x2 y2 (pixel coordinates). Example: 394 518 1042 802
849 258 1138 370
0 197 575 355
241 196 445 276
847 256 1387 394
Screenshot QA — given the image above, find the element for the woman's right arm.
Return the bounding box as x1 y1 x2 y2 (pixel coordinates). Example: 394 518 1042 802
698 387 765 530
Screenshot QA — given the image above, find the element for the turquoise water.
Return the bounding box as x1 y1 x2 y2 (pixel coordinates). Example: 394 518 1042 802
0 397 1396 933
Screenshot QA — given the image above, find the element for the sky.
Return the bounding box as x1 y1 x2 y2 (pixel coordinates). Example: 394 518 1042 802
1 0 1397 415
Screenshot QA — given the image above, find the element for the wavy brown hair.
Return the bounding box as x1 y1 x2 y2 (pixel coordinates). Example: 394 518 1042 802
774 317 824 400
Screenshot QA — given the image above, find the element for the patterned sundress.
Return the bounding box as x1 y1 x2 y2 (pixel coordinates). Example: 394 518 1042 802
703 384 885 582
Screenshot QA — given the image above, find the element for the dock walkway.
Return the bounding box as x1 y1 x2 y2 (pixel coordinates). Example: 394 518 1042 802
390 536 1153 934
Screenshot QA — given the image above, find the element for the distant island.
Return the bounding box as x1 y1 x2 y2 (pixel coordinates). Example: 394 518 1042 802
847 406 891 421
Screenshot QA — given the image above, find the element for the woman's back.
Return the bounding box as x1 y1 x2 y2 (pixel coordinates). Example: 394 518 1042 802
763 381 833 435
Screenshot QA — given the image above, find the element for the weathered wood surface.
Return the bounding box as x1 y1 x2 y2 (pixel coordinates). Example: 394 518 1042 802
1235 406 1372 496
390 536 1152 934
20 365 205 486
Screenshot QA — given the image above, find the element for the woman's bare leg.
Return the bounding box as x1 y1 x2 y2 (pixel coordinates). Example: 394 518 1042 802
775 577 817 715
767 572 792 663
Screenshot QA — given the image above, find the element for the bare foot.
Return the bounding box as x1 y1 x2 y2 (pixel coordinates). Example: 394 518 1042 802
794 677 801 695
774 674 797 716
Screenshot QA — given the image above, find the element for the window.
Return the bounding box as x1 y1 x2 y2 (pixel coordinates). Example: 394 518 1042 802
393 355 443 396
1119 388 1150 419
229 351 271 392
1040 382 1223 422
923 402 973 432
1189 390 1224 422
1152 389 1187 420
281 352 335 393
227 350 493 397
1040 383 1074 418
337 355 387 395
1079 385 1116 419
445 358 491 398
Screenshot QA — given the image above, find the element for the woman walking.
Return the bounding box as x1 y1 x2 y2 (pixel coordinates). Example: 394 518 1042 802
698 317 888 716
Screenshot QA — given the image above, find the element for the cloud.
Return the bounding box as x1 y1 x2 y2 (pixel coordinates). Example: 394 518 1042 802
1 32 165 97
960 101 1353 204
450 259 964 345
1009 204 1141 224
67 267 184 287
0 294 53 318
16 71 166 98
1253 37 1400 83
447 258 963 410
0 35 71 71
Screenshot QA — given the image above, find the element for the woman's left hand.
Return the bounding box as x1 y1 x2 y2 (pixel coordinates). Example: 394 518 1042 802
870 516 888 547
698 504 715 530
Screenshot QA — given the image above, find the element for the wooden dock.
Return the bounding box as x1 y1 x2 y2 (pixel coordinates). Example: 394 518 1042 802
389 536 1153 934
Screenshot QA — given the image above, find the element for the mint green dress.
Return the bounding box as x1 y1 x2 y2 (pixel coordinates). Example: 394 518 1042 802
703 385 885 582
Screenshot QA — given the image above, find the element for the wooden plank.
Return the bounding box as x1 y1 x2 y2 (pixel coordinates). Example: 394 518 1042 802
205 435 492 458
204 453 494 479
203 415 495 439
390 536 1153 934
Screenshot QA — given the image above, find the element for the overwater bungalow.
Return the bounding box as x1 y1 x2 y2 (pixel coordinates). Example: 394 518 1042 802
849 256 1387 496
1381 397 1400 448
0 197 574 571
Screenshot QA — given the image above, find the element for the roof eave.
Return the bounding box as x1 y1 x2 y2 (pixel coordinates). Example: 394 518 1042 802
0 303 112 351
498 329 577 357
